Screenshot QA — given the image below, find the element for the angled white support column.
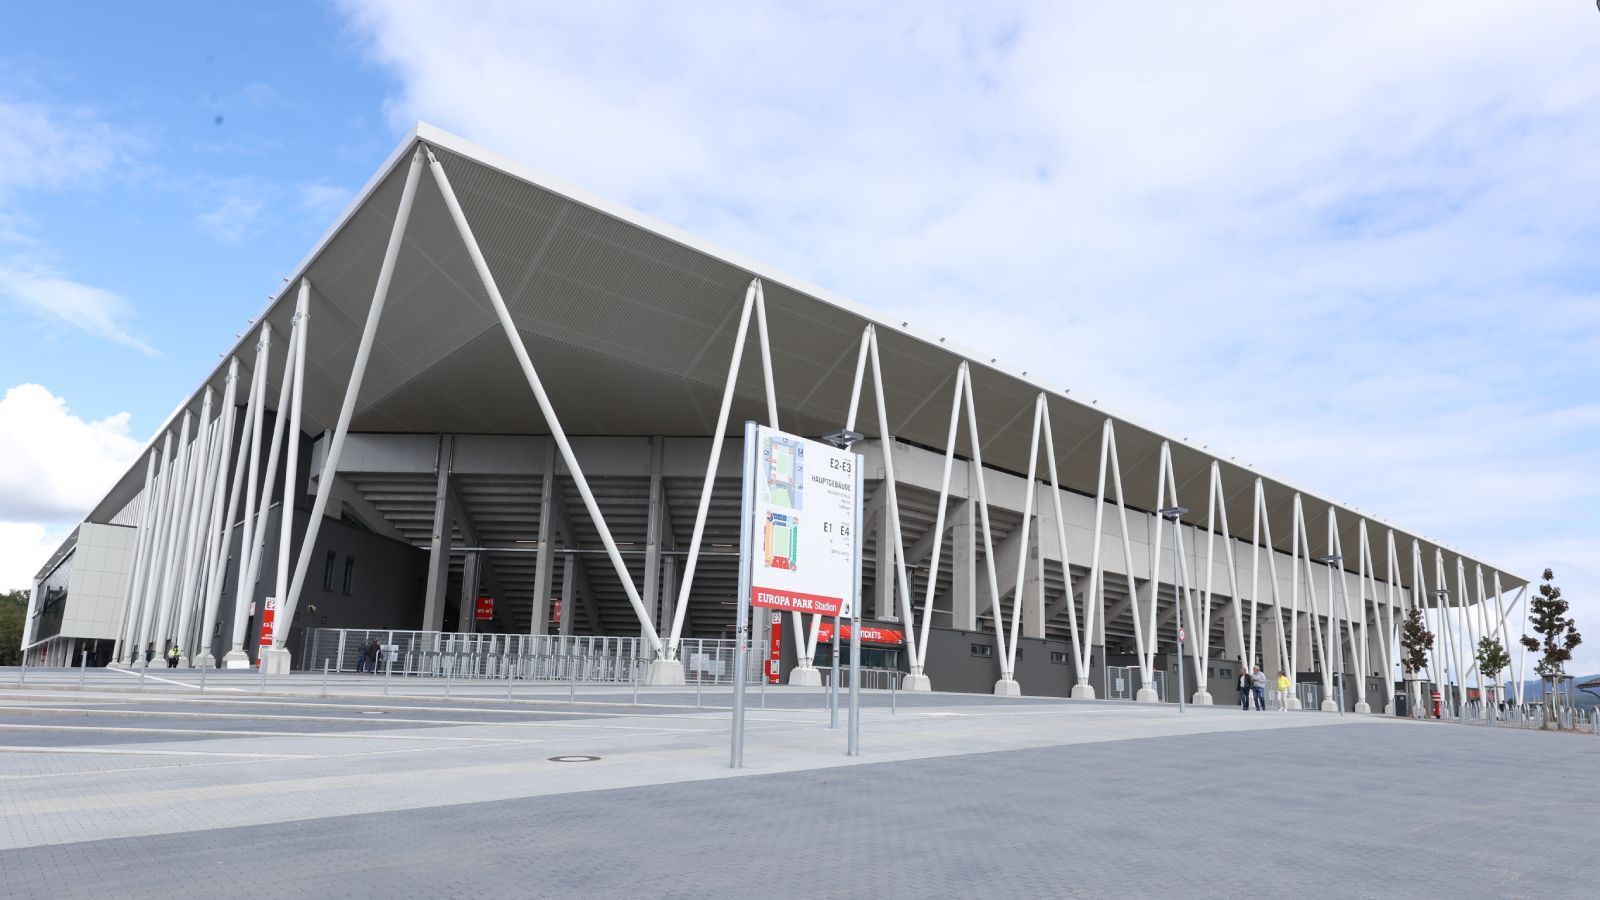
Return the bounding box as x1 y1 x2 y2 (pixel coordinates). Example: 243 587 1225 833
915 361 960 685
954 366 1013 696
1036 401 1083 697
171 387 218 665
277 148 426 672
223 328 272 668
113 449 160 665
802 325 874 677
151 411 197 655
1328 512 1367 713
270 280 311 637
418 147 667 666
864 328 922 684
232 317 300 671
999 394 1045 692
1256 482 1294 702
664 279 761 666
1291 495 1335 710
194 357 243 667
421 435 455 632
133 431 176 662
1077 422 1113 699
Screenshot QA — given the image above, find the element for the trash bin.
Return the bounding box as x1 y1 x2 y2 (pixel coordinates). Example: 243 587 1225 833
1395 693 1407 717
1431 690 1442 718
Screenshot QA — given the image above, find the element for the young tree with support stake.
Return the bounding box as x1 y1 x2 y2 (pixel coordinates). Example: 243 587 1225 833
1399 606 1434 718
1520 568 1582 727
1473 636 1511 717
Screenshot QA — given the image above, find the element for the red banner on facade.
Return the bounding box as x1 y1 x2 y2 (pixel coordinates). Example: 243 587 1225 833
816 622 905 645
257 596 278 655
475 596 494 621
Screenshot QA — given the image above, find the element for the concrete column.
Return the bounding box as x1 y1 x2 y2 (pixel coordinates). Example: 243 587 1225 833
873 499 894 620
529 449 555 636
558 554 575 636
457 550 480 633
421 435 453 632
1023 510 1046 640
950 495 977 632
1225 598 1246 666
641 437 664 643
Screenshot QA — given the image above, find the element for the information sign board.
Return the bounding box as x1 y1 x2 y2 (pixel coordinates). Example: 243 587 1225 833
747 425 857 618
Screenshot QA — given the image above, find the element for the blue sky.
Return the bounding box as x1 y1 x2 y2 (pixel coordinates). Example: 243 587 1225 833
1 2 1597 666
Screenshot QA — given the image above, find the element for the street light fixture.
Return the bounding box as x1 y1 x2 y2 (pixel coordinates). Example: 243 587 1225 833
821 429 865 449
1314 554 1345 716
1158 507 1189 712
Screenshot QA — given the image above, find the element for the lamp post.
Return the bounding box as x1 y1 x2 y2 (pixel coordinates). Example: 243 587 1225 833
1434 588 1451 717
1158 506 1188 713
1314 554 1345 716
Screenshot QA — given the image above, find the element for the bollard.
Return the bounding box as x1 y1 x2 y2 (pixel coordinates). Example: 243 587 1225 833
79 650 88 687
444 660 452 698
569 656 577 704
258 657 267 694
631 657 639 706
891 672 897 715
321 660 329 697
384 656 393 697
199 660 207 692
18 659 26 685
760 663 767 710
695 671 702 709
507 658 514 703
138 660 147 689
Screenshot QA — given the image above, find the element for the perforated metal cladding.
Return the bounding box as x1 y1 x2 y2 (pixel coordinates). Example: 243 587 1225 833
95 133 1517 596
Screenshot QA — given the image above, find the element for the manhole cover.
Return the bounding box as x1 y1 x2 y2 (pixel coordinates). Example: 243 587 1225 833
547 755 601 763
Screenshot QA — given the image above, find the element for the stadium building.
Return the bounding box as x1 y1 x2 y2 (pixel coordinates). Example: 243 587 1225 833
21 124 1530 711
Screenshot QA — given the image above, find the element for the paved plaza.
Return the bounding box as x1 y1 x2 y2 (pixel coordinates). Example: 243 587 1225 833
0 667 1592 898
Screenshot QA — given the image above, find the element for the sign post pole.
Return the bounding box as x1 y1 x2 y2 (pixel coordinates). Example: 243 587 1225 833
730 421 758 769
847 457 863 756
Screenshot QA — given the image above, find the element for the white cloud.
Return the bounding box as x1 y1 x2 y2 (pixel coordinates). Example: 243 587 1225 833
0 384 143 524
0 93 158 353
0 264 157 356
196 189 265 245
0 522 69 593
340 1 1600 666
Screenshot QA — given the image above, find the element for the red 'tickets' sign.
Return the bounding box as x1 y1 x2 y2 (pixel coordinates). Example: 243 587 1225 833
474 596 494 621
816 622 905 645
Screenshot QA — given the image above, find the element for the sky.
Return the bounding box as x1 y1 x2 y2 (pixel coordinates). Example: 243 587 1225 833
1 2 1596 667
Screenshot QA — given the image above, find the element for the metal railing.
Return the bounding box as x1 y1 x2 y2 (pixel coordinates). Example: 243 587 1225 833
301 628 760 684
819 666 900 691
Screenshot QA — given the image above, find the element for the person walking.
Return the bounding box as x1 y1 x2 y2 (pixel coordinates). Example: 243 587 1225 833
1238 666 1252 710
1251 665 1267 710
367 638 383 674
1276 671 1292 711
355 641 370 674
165 645 180 669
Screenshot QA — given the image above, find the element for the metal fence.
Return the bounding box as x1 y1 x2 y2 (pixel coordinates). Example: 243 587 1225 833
819 666 901 691
1104 666 1166 701
300 629 760 685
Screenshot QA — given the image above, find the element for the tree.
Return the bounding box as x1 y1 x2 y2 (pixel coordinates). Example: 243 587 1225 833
1520 568 1582 679
0 589 27 667
1400 606 1434 677
1399 606 1434 716
1474 635 1511 703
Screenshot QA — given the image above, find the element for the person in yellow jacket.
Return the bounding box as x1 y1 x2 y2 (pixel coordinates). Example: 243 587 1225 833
1276 671 1292 711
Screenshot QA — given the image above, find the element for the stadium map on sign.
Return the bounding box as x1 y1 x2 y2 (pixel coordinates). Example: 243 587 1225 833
763 432 804 509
